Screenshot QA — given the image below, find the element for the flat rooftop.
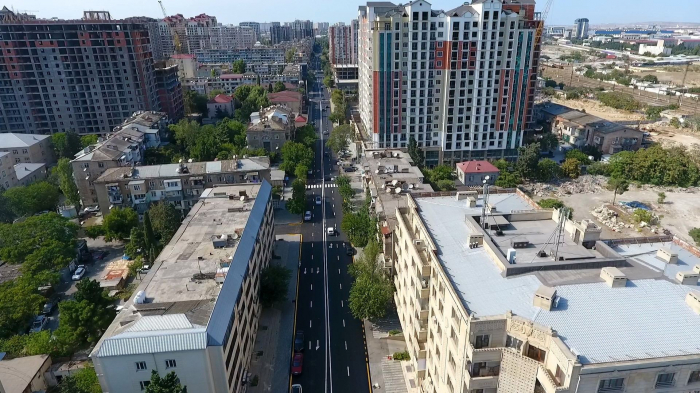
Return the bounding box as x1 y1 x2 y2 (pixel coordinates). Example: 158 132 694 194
414 195 700 365
93 184 265 356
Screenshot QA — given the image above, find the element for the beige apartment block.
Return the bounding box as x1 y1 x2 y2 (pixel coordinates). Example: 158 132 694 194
93 157 270 217
92 182 275 393
0 151 17 190
0 133 55 165
247 105 296 152
393 190 700 393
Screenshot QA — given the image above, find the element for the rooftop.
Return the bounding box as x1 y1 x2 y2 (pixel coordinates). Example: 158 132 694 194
456 160 500 174
72 128 145 162
0 133 50 149
0 354 50 393
209 94 233 104
93 183 270 357
249 105 294 131
94 157 269 183
14 162 45 181
113 111 167 132
414 194 700 365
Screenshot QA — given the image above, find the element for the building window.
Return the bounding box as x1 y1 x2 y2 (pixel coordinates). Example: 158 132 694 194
655 373 675 388
597 378 624 392
133 185 141 191
689 370 700 384
474 334 489 349
505 335 523 351
139 381 150 390
135 361 147 371
165 359 177 369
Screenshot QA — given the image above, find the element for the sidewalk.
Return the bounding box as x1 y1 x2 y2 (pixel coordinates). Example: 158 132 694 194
247 234 301 393
275 182 302 225
365 305 416 393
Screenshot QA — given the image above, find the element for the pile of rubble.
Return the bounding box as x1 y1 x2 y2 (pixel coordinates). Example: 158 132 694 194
591 205 628 232
528 175 607 197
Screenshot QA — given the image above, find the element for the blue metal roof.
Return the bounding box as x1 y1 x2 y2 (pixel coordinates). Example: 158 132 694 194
206 180 272 346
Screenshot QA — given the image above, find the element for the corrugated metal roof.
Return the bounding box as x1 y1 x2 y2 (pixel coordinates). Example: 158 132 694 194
206 180 272 346
125 314 195 332
96 329 207 357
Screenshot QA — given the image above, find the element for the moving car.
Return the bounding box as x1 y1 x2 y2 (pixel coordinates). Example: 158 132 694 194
72 265 86 281
315 196 322 205
292 384 302 393
29 315 48 333
323 130 329 136
346 246 355 256
327 226 336 236
291 353 304 376
83 206 100 213
304 211 312 221
294 330 304 352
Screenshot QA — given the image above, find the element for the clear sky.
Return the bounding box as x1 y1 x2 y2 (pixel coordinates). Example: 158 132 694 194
13 0 700 27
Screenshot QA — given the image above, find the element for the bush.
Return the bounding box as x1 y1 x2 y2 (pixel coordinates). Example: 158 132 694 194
538 199 565 209
436 179 456 191
565 149 592 165
84 225 105 239
633 209 654 224
586 162 610 176
393 351 411 361
388 329 402 336
596 92 642 111
561 158 581 179
690 228 700 244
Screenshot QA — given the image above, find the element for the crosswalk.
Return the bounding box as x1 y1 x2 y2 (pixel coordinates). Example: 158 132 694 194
306 183 337 189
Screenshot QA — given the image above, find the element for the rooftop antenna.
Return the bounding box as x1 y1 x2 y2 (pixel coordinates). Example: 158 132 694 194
480 176 491 229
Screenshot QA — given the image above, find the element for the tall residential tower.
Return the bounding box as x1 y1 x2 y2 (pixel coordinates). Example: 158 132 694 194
358 0 542 166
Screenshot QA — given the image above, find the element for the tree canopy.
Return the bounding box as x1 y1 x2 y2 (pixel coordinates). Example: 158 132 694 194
348 239 392 320
286 179 307 215
52 131 82 159
325 124 353 154
57 279 116 346
102 207 139 241
234 85 270 123
54 158 81 209
183 90 208 116
3 181 60 217
273 81 286 92
260 264 291 308
58 365 102 393
148 203 181 244
280 142 313 175
145 370 188 393
231 60 246 73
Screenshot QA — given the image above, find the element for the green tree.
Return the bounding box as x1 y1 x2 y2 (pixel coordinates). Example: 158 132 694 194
103 207 139 241
515 142 541 179
494 171 522 188
80 134 99 148
436 179 456 191
267 83 273 93
544 79 558 88
260 264 291 308
607 177 629 205
407 136 425 167
0 280 45 338
0 213 77 264
52 131 82 159
144 145 180 165
125 226 147 261
148 203 180 244
657 192 666 204
641 74 659 83
670 117 682 128
231 59 246 73
285 48 296 63
84 225 106 239
536 158 562 182
54 158 81 209
273 81 286 92
425 165 455 188
280 142 313 174
207 89 225 99
538 198 565 209
295 125 318 147
233 85 269 122
295 164 309 181
348 239 392 320
145 370 188 393
539 133 559 152
690 228 700 245
58 279 116 345
565 149 592 165
323 75 335 88
287 179 307 214
3 181 60 217
342 211 372 246
58 365 102 393
561 158 581 178
326 124 354 153
183 90 208 116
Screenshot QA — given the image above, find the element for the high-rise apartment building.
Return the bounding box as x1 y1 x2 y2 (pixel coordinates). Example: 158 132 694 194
286 19 314 41
329 21 359 65
0 10 160 135
574 18 589 40
159 13 218 56
154 63 184 121
270 25 292 44
314 21 330 35
210 25 257 50
393 190 700 393
239 21 260 37
92 182 275 393
358 0 541 166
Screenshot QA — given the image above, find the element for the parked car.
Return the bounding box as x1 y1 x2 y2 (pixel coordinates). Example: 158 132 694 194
92 251 106 260
315 196 322 205
343 166 356 173
294 330 305 352
72 265 86 281
323 130 329 136
304 211 312 221
29 315 48 333
346 246 355 256
83 206 100 213
292 384 302 393
41 298 58 315
291 353 304 375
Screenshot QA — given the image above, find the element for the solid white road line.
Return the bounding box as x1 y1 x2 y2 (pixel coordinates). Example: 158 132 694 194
347 367 350 377
345 341 347 350
310 301 313 308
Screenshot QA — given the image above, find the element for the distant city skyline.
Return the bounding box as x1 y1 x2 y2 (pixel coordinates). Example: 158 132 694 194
8 0 699 27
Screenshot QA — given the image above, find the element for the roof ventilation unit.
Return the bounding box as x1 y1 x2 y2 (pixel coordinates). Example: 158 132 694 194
676 271 699 286
686 290 700 315
533 285 556 311
656 247 678 264
600 267 627 288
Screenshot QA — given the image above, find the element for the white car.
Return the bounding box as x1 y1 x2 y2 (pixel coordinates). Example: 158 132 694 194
304 211 312 221
72 265 86 281
29 315 48 333
83 206 100 213
327 226 336 236
315 196 322 205
292 384 302 393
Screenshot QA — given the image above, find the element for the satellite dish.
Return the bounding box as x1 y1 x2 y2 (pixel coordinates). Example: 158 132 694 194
231 232 239 240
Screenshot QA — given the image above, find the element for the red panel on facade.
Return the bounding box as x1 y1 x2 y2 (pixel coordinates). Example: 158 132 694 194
434 41 449 70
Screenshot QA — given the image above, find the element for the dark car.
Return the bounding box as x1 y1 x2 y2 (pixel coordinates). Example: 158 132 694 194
343 166 356 172
294 330 304 352
291 353 304 375
93 251 107 260
346 246 355 256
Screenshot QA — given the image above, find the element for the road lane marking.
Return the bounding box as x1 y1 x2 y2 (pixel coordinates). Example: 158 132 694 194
309 341 312 350
310 320 312 328
343 319 345 327
317 340 320 350
311 284 313 290
345 341 347 350
312 255 314 260
337 256 339 260
347 367 350 377
310 301 312 308
341 300 344 307
340 283 342 289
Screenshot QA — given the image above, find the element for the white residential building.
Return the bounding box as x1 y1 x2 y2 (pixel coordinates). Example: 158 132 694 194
91 182 275 393
358 0 542 166
210 25 257 50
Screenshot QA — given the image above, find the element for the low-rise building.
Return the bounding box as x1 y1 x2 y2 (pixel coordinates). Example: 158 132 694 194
71 127 147 207
538 103 644 154
206 94 235 123
113 111 170 148
456 160 500 186
0 152 17 190
14 163 47 187
93 157 270 216
393 190 700 393
91 182 275 393
639 39 672 56
168 54 197 79
267 90 303 114
0 133 55 165
0 354 52 393
247 106 296 152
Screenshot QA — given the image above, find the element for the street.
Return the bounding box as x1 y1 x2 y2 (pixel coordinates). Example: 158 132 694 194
277 59 370 393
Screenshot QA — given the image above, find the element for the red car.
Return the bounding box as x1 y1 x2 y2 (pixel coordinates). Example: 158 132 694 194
291 353 303 375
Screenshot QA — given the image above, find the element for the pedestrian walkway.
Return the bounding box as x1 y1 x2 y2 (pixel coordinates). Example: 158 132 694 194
381 358 409 393
247 235 300 393
305 183 337 189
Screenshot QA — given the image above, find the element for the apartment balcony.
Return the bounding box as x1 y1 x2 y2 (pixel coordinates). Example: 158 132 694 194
165 190 183 200
132 196 147 205
465 363 500 391
415 317 427 343
536 366 567 393
466 342 503 363
108 194 124 204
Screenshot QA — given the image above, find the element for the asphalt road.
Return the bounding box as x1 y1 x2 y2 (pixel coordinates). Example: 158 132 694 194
281 62 370 393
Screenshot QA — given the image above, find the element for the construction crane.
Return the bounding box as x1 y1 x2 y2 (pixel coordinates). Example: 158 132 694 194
534 0 554 78
157 0 182 54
